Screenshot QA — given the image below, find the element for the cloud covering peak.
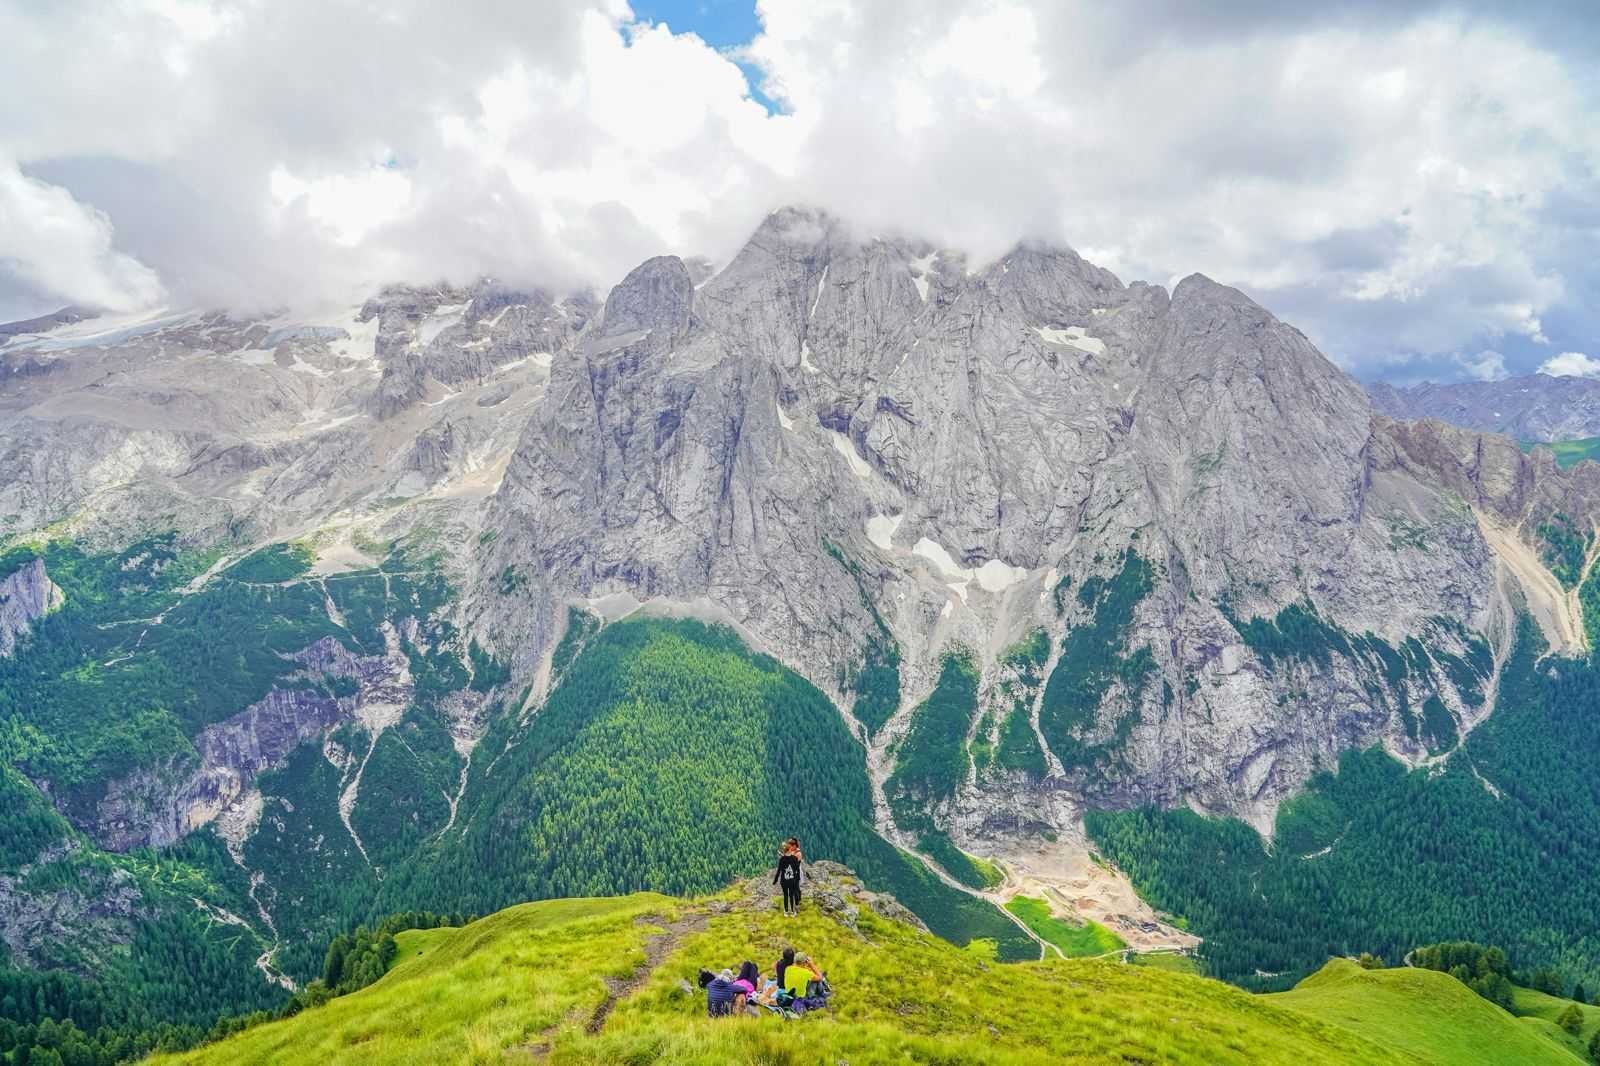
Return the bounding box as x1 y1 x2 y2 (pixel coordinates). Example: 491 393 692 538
3 0 1598 380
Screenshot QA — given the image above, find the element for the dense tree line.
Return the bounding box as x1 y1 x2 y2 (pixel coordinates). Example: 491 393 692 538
991 631 1049 780
1410 942 1515 1009
0 538 348 806
380 618 879 909
1038 549 1154 774
222 543 316 584
0 904 467 1065
1536 513 1590 590
321 912 467 993
886 650 978 830
0 905 283 1065
375 617 1036 959
0 545 1047 1061
0 537 483 1061
1089 614 1600 991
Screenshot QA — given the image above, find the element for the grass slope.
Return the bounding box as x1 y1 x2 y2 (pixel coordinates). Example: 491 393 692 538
154 882 1429 1066
1267 959 1582 1065
1511 986 1600 1059
1005 895 1126 958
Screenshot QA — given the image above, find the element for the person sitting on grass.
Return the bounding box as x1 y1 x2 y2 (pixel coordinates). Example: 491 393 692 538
752 976 783 1010
783 952 821 998
706 968 740 1018
731 961 759 1014
773 946 795 990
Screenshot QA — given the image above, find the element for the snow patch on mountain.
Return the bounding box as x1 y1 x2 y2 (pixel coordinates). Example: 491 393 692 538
867 513 902 550
831 432 872 477
1034 324 1106 355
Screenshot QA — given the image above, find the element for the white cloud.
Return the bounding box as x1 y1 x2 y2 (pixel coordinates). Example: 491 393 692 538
1456 349 1508 382
0 159 164 311
270 161 416 247
1539 352 1600 378
0 0 1596 379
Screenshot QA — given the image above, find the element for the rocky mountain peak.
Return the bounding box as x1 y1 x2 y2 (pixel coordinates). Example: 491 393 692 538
7 206 1600 842
599 255 695 343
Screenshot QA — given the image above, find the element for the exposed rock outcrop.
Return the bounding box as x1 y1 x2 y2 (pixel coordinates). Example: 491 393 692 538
90 635 415 851
0 557 63 656
0 841 143 973
479 207 1586 843
732 859 928 935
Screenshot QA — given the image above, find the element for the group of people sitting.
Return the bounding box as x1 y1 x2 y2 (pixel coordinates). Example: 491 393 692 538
700 947 832 1019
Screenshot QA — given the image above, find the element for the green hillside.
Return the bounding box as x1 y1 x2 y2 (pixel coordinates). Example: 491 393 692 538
1266 958 1581 1065
377 614 1038 962
0 543 1033 1061
1510 986 1600 1060
1521 437 1600 469
1005 895 1126 958
145 870 1510 1066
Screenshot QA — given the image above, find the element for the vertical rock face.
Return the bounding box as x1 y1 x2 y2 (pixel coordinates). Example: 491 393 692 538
0 557 63 657
479 206 1600 838
5 205 1600 860
363 280 593 419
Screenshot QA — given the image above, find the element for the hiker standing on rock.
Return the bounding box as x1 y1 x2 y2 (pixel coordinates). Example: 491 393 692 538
774 837 803 917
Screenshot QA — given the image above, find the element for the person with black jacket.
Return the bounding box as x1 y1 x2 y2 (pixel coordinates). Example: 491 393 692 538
773 837 803 916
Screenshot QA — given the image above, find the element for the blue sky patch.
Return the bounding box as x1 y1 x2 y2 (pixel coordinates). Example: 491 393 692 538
629 0 780 113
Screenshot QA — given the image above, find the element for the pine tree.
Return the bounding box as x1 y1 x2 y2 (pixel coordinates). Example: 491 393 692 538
1535 967 1566 996
1558 1003 1584 1035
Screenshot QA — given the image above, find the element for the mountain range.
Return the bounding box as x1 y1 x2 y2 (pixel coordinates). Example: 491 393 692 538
4 206 1600 1060
1367 373 1600 442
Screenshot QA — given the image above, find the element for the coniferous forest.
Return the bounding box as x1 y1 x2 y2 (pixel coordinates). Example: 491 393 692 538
8 531 1600 1063
1088 615 1600 992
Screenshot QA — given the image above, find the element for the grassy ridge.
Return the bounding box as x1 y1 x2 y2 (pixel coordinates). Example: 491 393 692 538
152 887 1439 1066
1266 959 1580 1065
1510 986 1600 1061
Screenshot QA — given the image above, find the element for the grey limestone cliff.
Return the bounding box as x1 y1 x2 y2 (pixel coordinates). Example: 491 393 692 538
6 206 1600 865
0 556 63 657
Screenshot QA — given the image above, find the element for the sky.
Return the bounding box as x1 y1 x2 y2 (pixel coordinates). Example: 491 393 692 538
2 1 1598 384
